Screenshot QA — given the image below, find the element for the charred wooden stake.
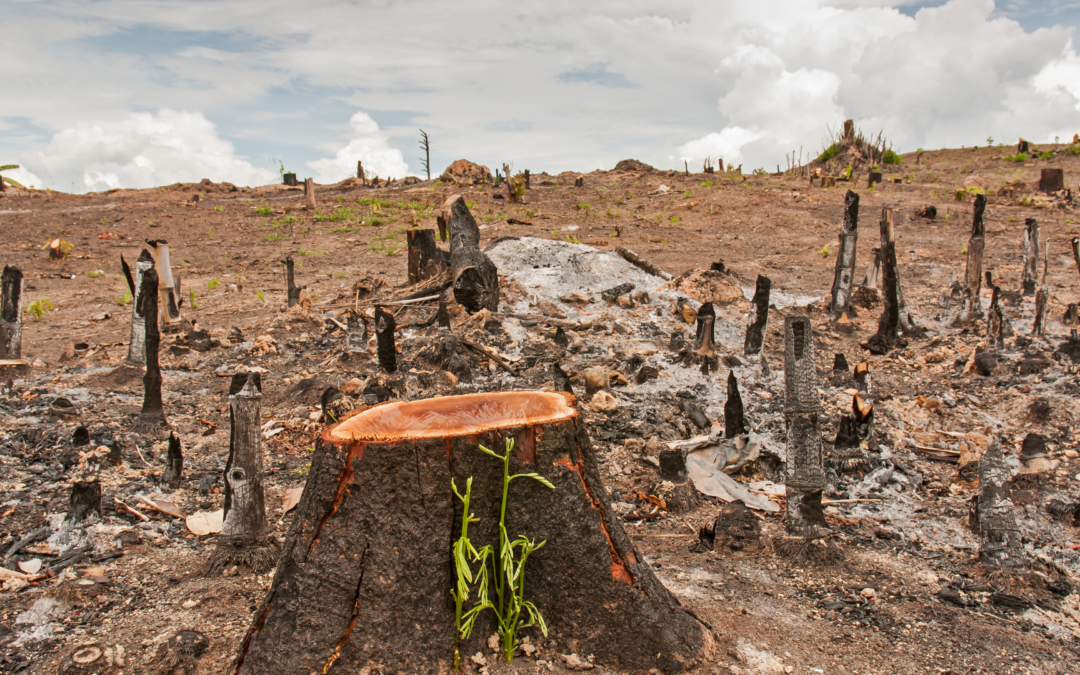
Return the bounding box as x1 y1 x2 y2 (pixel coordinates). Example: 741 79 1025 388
375 306 397 373
724 371 746 438
693 302 716 374
743 274 772 356
1072 238 1080 279
122 251 153 366
436 295 450 329
783 315 829 538
1040 168 1065 193
0 265 24 359
864 208 902 354
1033 240 1051 337
962 195 987 320
147 240 182 328
987 286 1005 352
346 309 367 352
68 479 102 522
133 269 167 434
304 178 316 210
447 197 499 313
1022 218 1040 296
231 392 709 674
162 431 183 490
553 326 569 348
828 190 860 321
680 400 710 431
212 372 274 574
861 247 881 288
553 362 574 394
977 437 1025 568
283 256 302 308
407 229 446 284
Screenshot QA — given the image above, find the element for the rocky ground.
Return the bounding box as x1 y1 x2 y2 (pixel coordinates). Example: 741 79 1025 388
1 140 1080 674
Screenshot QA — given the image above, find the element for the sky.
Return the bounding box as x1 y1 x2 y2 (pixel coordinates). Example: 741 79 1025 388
2 0 1080 193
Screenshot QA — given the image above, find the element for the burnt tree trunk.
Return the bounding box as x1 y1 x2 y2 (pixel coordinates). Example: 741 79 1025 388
1072 237 1080 280
986 287 1005 352
162 431 183 490
693 302 716 374
828 190 860 321
783 315 829 539
68 479 102 523
345 310 367 352
962 195 987 320
230 391 710 675
148 240 181 328
1040 168 1065 193
724 371 746 438
123 251 154 366
448 197 499 313
1022 218 1039 296
743 274 771 356
861 247 881 288
1033 287 1050 336
304 178 316 210
374 306 396 373
864 208 902 354
133 269 167 434
284 256 302 308
977 437 1024 568
407 229 447 284
213 372 274 573
0 265 24 359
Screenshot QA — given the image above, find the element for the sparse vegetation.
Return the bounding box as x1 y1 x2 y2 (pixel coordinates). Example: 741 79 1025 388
25 299 53 320
1004 152 1028 162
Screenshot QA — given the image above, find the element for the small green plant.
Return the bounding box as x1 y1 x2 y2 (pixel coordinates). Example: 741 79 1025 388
842 165 853 181
682 190 694 198
564 234 581 244
255 289 266 304
1038 151 1054 160
819 244 830 257
986 136 994 146
576 202 590 213
334 271 347 278
508 174 527 203
188 288 198 309
147 220 157 227
816 142 840 163
25 299 53 320
115 291 132 306
1065 144 1080 156
669 216 681 224
87 270 104 278
215 205 224 212
700 180 713 187
1004 152 1028 162
451 439 554 664
0 165 26 189
207 280 221 290
255 204 273 216
207 226 214 238
298 249 328 256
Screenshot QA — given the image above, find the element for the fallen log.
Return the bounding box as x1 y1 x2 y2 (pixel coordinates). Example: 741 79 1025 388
231 391 710 674
615 246 673 280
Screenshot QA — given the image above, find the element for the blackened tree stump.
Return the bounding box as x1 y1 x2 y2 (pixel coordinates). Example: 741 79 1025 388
232 391 709 675
0 265 24 359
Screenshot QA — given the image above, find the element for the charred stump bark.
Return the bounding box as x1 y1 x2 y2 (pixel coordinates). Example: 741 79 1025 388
864 208 902 354
783 316 829 539
374 306 396 373
133 269 168 435
447 197 499 313
162 431 183 490
828 190 860 321
407 229 447 284
693 302 717 374
345 309 367 353
1072 237 1080 280
0 265 24 359
977 437 1025 568
230 392 710 675
986 287 1005 352
68 479 102 523
283 256 302 308
304 178 316 210
962 195 987 320
212 372 274 574
724 371 746 438
743 274 771 356
147 240 182 328
1040 168 1065 193
1022 218 1039 296
122 252 154 366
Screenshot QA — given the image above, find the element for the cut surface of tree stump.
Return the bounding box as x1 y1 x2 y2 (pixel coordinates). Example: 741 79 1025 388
232 391 709 675
0 265 24 359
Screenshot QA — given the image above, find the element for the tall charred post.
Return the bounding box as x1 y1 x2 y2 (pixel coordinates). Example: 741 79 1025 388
962 195 987 320
122 251 154 366
375 306 397 373
743 274 772 356
407 229 446 284
1033 240 1051 337
211 372 274 573
147 240 182 329
724 371 746 438
783 315 829 538
986 286 1005 352
448 196 499 313
133 268 167 434
162 431 184 490
693 302 717 374
1022 218 1040 296
0 265 24 359
283 256 302 308
977 437 1024 568
828 190 860 321
864 208 902 354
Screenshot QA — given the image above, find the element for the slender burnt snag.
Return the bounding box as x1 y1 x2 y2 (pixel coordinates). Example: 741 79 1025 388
162 431 183 490
1022 218 1039 296
828 190 860 321
448 197 499 313
962 195 987 320
375 306 397 373
211 372 275 574
986 286 1005 352
861 247 881 288
743 274 771 356
304 178 316 210
283 256 302 308
419 129 431 181
133 268 167 435
230 392 709 674
407 229 446 284
68 479 102 523
1033 240 1051 337
436 294 451 329
977 437 1024 568
1072 237 1080 280
0 265 24 359
147 240 182 328
123 251 154 366
693 302 717 374
783 315 829 539
864 208 902 354
553 362 574 394
346 309 368 352
724 371 746 438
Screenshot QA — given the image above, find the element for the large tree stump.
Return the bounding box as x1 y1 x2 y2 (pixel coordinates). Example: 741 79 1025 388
977 437 1024 568
407 229 447 284
828 190 859 321
1040 168 1065 193
231 391 710 674
0 265 24 359
132 269 167 435
864 208 902 354
447 196 499 313
961 195 987 320
1022 218 1040 296
783 315 829 538
122 251 154 366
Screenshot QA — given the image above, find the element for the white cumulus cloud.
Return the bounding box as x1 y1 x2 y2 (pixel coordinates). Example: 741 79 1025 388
306 112 412 184
22 109 275 193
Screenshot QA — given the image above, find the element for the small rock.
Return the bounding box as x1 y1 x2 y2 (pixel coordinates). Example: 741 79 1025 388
860 587 876 599
562 653 594 671
340 377 364 395
916 571 938 586
589 390 618 412
471 652 487 667
182 599 198 609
